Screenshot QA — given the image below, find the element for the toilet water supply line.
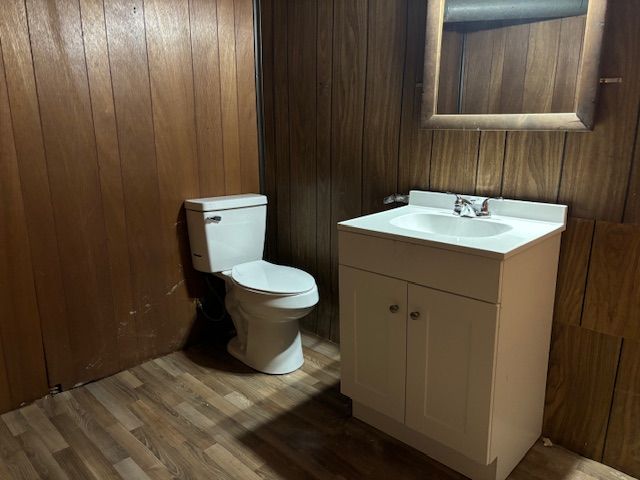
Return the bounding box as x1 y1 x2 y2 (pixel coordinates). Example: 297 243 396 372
196 274 227 322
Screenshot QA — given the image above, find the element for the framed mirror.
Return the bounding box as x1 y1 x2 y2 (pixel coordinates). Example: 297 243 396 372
421 0 608 130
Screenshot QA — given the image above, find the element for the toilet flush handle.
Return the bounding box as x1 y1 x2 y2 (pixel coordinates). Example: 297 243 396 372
206 216 222 224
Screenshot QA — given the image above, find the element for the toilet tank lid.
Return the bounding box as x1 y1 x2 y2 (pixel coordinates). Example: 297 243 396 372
185 194 267 212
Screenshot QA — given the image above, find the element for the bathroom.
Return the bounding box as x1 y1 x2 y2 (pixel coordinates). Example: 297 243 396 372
0 0 638 478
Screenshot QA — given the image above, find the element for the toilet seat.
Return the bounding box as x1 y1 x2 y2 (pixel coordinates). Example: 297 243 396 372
231 260 315 295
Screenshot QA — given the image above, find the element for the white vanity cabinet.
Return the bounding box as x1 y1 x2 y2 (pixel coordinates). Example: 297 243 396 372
338 219 564 480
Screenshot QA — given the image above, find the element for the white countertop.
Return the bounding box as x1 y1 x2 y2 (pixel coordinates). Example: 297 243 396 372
337 191 567 259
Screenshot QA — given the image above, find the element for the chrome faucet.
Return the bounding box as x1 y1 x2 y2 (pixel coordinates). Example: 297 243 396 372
453 194 493 218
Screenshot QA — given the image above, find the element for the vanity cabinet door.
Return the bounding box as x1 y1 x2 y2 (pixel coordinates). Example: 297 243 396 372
405 284 498 465
339 266 407 423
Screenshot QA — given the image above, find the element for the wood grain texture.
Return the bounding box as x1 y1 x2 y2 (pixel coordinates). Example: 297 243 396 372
0 334 633 480
603 340 640 477
559 0 640 221
315 0 334 340
0 0 260 400
272 0 292 265
543 323 621 461
502 132 565 203
551 16 586 113
330 0 368 341
260 2 640 474
522 19 561 113
235 0 261 194
430 131 480 194
553 218 595 326
0 0 73 391
0 45 48 408
217 0 243 194
28 0 119 384
145 0 200 352
80 0 138 370
475 132 505 197
190 0 227 197
397 0 431 194
624 113 640 224
361 0 406 215
582 222 640 340
104 0 172 363
287 0 318 332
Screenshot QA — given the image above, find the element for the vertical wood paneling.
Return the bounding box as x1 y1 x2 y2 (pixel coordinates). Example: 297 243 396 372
624 118 640 224
79 0 138 369
361 0 406 215
190 0 227 197
235 0 260 194
145 0 200 351
272 0 291 264
0 0 260 406
218 0 242 193
603 340 640 477
551 17 586 112
0 0 73 389
559 0 640 221
430 131 480 194
461 29 496 114
475 132 505 197
288 0 317 331
104 0 169 362
330 0 368 341
261 0 278 259
522 19 561 113
582 222 640 340
397 0 431 193
502 132 565 202
27 0 119 383
543 323 621 460
553 218 595 326
436 29 462 114
0 340 10 412
315 0 334 339
499 24 529 114
0 43 48 406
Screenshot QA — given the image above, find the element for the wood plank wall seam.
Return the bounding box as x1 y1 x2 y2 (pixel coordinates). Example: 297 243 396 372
0 0 260 406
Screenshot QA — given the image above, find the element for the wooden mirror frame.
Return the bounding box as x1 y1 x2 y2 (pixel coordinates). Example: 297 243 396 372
421 0 608 131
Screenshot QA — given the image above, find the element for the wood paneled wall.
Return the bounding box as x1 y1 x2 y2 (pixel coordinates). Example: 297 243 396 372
260 0 640 476
0 0 259 409
438 15 586 114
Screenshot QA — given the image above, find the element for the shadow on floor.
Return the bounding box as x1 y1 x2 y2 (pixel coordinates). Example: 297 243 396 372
184 339 468 480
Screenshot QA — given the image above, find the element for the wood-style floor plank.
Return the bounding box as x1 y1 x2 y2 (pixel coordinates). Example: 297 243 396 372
0 334 633 480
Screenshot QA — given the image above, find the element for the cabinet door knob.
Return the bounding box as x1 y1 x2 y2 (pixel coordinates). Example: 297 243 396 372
410 311 421 320
389 305 400 314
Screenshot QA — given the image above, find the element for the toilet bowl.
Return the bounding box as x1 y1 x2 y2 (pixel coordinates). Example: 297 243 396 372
219 261 319 374
184 194 318 374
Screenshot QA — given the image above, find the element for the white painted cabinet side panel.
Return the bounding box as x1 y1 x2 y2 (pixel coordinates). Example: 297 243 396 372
490 236 562 480
406 284 498 465
339 266 407 423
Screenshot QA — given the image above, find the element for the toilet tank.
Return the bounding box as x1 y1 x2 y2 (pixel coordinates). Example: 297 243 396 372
184 194 267 273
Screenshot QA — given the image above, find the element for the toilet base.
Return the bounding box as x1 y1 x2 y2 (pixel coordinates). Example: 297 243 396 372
227 334 304 375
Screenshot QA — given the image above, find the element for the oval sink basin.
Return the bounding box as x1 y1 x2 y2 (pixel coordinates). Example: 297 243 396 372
390 213 513 238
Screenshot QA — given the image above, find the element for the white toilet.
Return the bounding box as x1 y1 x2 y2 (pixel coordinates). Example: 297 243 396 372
184 194 318 374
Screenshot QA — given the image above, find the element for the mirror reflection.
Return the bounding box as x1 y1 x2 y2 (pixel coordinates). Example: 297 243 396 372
437 0 589 115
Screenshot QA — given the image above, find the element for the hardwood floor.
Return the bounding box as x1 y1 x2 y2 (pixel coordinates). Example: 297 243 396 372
0 334 633 480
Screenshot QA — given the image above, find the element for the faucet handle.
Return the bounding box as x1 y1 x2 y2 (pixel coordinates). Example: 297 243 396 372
449 192 471 206
477 196 503 216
